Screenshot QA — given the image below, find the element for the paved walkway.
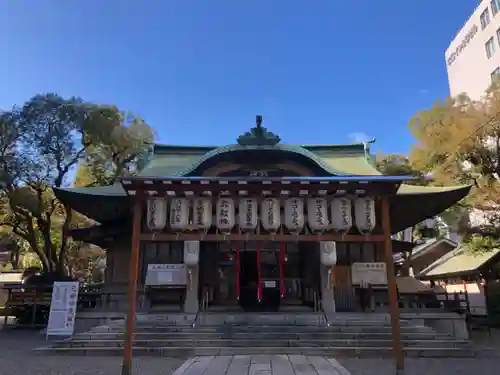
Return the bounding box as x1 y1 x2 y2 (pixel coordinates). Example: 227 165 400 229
173 355 349 375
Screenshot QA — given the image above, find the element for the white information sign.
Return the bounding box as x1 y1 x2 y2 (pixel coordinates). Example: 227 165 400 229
46 281 80 337
145 264 188 286
351 262 388 286
264 281 277 288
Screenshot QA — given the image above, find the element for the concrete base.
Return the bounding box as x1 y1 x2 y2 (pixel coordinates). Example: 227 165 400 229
407 313 469 340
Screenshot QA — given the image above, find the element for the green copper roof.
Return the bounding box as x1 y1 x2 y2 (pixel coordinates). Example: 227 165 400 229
417 246 500 279
138 142 380 177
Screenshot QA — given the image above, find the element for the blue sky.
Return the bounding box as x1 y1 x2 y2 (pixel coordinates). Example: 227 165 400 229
0 0 477 155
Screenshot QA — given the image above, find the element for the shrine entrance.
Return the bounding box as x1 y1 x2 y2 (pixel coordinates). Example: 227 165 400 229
210 242 321 311
239 248 281 311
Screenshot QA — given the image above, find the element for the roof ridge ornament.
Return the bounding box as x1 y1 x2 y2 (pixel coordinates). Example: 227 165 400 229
237 115 281 146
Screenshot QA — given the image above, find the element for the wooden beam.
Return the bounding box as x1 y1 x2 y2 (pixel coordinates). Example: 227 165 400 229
123 183 396 196
121 196 143 375
139 233 386 243
381 196 404 373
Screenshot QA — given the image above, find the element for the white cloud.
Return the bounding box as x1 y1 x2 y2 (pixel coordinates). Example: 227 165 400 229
348 132 372 143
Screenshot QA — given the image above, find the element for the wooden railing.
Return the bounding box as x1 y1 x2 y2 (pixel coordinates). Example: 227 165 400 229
349 286 470 314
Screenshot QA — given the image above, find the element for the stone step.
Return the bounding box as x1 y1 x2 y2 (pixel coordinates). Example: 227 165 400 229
55 338 470 349
126 325 438 335
73 331 448 341
35 345 477 358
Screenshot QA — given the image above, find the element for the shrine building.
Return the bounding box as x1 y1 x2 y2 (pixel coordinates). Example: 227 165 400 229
54 116 470 317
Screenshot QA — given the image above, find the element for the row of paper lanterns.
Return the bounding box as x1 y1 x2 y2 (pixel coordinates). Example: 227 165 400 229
146 196 376 235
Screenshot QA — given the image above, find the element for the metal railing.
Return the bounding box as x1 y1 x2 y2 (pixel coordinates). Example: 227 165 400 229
313 291 329 327
192 288 209 328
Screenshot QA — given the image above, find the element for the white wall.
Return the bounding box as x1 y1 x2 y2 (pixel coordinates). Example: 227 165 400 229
446 1 500 99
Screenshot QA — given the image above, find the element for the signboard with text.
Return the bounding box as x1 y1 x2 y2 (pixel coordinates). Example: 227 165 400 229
145 264 187 286
351 262 388 286
46 281 80 337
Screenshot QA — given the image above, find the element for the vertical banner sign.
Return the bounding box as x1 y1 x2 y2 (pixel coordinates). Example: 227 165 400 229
235 245 240 301
257 240 262 302
279 241 285 298
46 281 80 337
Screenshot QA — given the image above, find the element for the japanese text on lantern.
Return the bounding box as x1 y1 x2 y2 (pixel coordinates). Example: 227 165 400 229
195 200 204 225
365 199 374 229
149 200 158 228
219 199 230 225
291 199 300 226
172 199 182 224
266 199 275 225
315 199 324 224
341 199 350 226
245 199 253 226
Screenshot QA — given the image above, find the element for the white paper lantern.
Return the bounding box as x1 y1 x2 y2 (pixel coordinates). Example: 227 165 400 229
146 198 167 231
184 240 200 266
239 198 258 231
216 198 235 234
320 241 337 266
192 198 212 230
354 197 376 235
330 198 352 234
260 198 281 233
307 198 329 233
169 198 189 230
284 198 305 234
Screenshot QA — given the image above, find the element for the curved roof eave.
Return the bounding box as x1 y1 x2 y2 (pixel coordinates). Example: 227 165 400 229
390 184 471 233
53 184 130 224
396 184 471 195
52 182 471 229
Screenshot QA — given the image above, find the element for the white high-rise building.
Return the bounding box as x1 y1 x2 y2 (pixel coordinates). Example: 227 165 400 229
446 0 500 99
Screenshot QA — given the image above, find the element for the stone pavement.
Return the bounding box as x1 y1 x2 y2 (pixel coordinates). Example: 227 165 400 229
172 355 350 375
338 358 500 375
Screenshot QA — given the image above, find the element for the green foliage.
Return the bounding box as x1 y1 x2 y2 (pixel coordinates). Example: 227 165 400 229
76 105 155 187
375 153 427 185
412 222 439 242
0 93 155 275
463 234 500 254
0 262 13 272
407 82 500 251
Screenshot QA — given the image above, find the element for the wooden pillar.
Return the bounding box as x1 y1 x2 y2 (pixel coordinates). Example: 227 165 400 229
381 196 404 373
121 196 143 375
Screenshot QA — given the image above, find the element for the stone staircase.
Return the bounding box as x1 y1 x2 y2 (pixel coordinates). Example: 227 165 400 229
36 312 475 358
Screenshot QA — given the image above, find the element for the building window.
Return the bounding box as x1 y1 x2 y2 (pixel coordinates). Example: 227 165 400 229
486 37 496 58
481 8 491 29
493 0 500 15
491 66 500 82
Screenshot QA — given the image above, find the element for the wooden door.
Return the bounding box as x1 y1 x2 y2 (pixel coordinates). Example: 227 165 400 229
333 265 355 312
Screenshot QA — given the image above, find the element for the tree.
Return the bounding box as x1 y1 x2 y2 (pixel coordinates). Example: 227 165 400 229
0 94 154 276
376 153 427 185
74 105 154 187
408 84 500 252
